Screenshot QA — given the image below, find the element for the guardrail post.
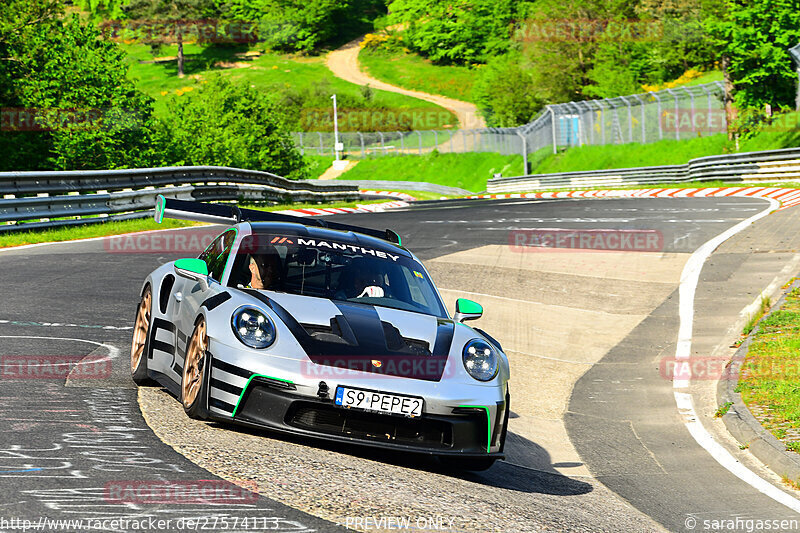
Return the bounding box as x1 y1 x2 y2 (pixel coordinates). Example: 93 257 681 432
358 132 365 158
418 131 422 155
318 132 324 155
548 106 557 154
378 131 385 156
298 132 304 156
398 131 404 154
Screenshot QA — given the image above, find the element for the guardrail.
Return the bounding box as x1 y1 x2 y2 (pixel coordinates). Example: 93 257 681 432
487 147 800 193
0 166 362 233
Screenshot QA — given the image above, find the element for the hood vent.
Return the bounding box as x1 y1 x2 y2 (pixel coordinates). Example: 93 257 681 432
382 321 431 356
300 316 354 346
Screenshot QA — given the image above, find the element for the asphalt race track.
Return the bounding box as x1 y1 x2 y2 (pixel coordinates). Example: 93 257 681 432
2 196 800 532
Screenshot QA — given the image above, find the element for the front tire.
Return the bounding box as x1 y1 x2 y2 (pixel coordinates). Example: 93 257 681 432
181 316 210 420
130 285 156 386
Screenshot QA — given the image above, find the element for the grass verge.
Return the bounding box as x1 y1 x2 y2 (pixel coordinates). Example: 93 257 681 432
737 284 800 452
337 152 524 192
122 43 457 128
0 218 195 249
358 48 477 103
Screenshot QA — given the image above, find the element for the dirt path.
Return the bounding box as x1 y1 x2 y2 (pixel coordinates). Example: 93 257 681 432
326 37 486 130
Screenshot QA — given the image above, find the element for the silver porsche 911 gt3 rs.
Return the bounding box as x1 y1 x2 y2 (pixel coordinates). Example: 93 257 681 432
131 196 510 470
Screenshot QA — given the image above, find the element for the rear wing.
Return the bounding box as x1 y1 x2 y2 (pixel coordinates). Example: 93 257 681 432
154 195 402 245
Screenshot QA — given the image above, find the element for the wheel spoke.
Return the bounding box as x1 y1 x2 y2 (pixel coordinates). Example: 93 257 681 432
130 290 151 373
182 320 207 408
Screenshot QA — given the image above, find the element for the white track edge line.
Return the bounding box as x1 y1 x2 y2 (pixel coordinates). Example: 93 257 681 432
671 197 800 512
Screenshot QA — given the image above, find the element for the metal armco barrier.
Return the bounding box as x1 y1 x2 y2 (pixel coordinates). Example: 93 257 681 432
0 166 362 233
487 147 800 193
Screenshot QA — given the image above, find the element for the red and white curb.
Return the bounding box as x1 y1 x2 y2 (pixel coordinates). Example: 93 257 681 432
271 190 415 217
360 190 417 202
272 201 410 217
473 187 800 210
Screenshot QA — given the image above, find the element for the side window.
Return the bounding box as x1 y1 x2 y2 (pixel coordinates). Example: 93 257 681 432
200 230 236 282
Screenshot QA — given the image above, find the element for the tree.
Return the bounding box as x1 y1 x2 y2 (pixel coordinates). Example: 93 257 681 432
387 0 525 64
708 0 800 112
1 2 164 170
217 0 385 52
161 76 308 178
473 53 544 126
78 0 127 20
635 0 721 81
123 0 218 77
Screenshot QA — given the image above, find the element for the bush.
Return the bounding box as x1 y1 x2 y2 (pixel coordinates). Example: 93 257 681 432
473 54 543 127
0 8 164 170
161 76 308 178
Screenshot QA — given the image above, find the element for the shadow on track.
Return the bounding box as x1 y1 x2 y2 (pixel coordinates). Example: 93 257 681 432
181 405 594 497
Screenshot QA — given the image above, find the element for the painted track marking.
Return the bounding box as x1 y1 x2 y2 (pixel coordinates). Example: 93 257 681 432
0 336 120 363
670 198 800 513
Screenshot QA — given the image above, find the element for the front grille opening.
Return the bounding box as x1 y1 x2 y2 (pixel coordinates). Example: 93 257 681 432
287 403 452 449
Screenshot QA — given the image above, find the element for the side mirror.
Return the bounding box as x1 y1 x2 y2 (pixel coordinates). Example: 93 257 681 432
175 258 209 291
454 298 482 323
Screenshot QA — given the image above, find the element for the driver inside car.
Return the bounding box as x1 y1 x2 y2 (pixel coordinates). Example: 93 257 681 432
335 258 385 299
243 252 280 290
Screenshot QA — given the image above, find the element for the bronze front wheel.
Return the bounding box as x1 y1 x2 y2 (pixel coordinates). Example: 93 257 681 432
182 318 207 415
130 286 153 385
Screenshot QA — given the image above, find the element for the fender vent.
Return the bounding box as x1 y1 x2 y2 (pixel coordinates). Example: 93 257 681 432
159 275 175 314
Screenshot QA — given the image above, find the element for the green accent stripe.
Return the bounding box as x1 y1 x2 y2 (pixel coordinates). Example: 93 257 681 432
231 373 294 418
459 405 491 453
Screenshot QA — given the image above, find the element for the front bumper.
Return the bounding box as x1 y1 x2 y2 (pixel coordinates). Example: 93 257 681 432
223 375 506 457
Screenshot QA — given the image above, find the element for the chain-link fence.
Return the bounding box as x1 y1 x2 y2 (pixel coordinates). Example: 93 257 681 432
292 81 726 170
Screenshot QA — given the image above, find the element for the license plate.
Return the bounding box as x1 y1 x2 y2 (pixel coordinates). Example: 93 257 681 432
334 387 423 417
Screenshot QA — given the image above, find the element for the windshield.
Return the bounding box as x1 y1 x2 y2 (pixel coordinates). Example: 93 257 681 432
228 233 448 318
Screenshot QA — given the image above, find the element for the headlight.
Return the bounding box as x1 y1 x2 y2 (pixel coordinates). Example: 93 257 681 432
462 339 498 381
231 306 276 349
